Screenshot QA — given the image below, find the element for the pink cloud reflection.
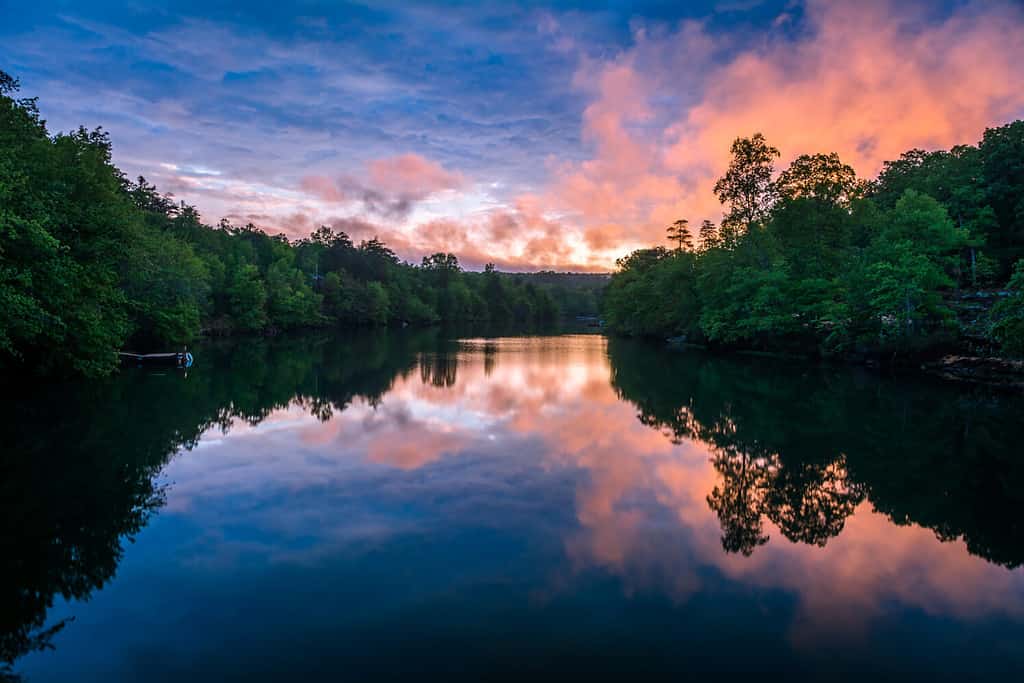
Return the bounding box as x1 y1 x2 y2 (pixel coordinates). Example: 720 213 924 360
162 334 1024 643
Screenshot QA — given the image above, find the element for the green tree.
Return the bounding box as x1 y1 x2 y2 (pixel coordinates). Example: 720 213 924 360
364 281 391 326
713 133 780 234
775 152 865 207
864 239 953 346
265 257 320 329
979 121 1024 263
421 252 461 288
227 264 268 332
121 230 210 345
990 260 1024 356
0 71 132 375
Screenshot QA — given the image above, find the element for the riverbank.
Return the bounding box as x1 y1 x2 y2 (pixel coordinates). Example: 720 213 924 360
663 335 1024 391
922 355 1024 391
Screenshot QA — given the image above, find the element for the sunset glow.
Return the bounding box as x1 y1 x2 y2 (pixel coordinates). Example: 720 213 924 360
5 0 1023 269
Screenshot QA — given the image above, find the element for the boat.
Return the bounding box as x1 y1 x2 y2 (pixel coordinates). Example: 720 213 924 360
119 351 194 368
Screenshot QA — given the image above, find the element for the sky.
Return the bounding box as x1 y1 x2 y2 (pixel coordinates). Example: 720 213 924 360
3 0 1024 270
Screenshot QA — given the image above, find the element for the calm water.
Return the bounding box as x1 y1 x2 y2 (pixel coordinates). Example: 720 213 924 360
3 329 1024 680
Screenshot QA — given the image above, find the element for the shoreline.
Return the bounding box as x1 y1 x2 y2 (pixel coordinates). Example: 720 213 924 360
662 337 1024 391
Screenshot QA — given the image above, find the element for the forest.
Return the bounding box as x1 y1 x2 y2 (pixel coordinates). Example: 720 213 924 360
0 70 605 377
6 60 1024 378
603 125 1024 360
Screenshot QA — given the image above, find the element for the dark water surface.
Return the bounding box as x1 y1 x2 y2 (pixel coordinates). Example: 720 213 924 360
3 329 1024 680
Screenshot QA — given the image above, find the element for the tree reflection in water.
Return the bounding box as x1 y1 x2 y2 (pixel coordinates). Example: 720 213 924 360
607 336 1024 565
3 329 1023 677
0 329 443 676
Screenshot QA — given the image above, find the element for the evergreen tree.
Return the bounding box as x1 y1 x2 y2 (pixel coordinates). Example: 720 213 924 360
666 219 693 252
698 220 720 252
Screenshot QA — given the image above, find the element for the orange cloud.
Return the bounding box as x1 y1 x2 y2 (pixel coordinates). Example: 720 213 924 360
394 197 596 270
367 153 465 197
551 0 1024 263
227 2 1024 271
666 0 1024 200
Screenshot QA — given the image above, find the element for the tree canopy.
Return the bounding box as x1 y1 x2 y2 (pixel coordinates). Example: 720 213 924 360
605 127 1024 359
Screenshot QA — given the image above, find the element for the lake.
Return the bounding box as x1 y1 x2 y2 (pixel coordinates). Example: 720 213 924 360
3 329 1024 680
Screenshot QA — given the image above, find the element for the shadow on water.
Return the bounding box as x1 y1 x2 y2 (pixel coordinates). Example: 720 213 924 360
2 327 1023 678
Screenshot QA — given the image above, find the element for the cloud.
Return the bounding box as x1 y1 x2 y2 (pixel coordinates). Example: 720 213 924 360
6 1 1024 270
549 0 1024 258
185 1 1024 268
667 0 1024 182
299 175 347 203
297 154 465 220
288 0 1022 271
367 153 466 197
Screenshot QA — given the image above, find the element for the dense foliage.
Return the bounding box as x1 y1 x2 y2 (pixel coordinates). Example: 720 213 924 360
603 124 1024 359
0 71 604 377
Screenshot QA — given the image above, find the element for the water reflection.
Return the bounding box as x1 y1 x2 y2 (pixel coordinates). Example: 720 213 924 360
608 337 1024 568
4 330 1024 679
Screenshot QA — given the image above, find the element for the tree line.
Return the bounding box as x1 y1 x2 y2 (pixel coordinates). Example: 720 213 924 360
604 125 1024 359
0 70 605 378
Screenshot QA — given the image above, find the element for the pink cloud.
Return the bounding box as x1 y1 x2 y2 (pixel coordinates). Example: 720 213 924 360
665 0 1024 192
191 2 1024 271
295 153 464 216
164 333 1024 633
299 175 346 203
367 153 465 198
549 0 1024 259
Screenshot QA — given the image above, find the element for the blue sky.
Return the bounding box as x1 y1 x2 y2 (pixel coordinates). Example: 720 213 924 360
3 1 1022 269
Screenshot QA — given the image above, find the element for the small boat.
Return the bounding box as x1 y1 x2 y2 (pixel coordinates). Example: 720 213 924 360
119 351 194 368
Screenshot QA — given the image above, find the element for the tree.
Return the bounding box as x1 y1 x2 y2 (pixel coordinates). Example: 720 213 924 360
768 196 854 279
121 229 209 344
482 263 513 322
979 120 1024 268
421 252 461 287
864 239 952 344
614 246 670 272
990 259 1024 356
265 257 320 329
1 72 133 375
320 271 352 321
666 218 693 252
713 133 780 233
126 175 176 216
227 264 268 332
885 189 969 282
364 281 390 325
698 220 719 252
0 70 19 96
604 249 700 338
706 448 772 556
775 152 865 207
